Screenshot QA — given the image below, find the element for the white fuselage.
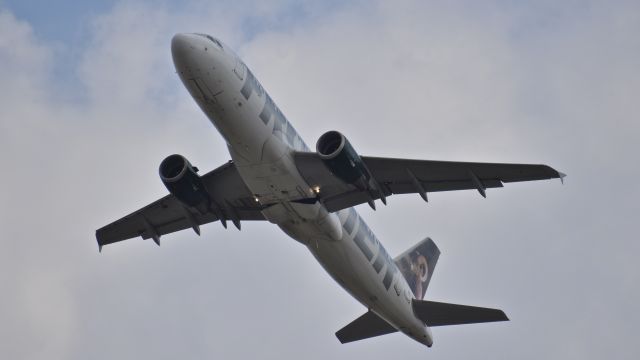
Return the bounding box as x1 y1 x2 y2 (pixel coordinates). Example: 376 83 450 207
171 33 433 346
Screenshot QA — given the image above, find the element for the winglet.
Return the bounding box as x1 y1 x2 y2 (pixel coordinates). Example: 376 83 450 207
96 230 104 253
558 171 567 184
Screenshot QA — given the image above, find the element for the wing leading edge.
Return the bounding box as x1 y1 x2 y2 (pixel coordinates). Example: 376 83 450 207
293 152 565 212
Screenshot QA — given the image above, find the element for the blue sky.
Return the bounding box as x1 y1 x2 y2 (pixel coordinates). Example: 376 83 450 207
3 0 119 42
2 0 349 47
1 0 349 102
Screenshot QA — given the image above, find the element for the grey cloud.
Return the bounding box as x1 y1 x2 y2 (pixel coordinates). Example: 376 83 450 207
1 1 639 359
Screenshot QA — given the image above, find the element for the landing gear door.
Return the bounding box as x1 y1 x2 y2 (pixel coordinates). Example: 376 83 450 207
233 58 245 80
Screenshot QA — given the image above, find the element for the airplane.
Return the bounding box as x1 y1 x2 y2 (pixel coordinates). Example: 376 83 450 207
96 33 565 348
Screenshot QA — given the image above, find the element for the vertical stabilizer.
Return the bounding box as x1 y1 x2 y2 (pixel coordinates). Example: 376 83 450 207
394 237 440 300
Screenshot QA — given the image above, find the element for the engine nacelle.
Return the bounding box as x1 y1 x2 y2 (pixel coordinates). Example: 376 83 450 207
316 131 370 184
159 154 210 209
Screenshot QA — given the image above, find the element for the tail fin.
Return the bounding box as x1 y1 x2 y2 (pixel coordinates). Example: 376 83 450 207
394 237 440 300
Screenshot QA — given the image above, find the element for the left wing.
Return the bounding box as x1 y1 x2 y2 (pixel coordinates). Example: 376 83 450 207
294 152 565 212
96 161 266 250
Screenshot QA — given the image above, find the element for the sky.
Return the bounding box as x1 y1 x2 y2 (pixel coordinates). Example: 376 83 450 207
1 0 639 359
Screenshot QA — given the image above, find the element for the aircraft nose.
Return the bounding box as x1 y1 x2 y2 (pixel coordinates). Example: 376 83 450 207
172 33 199 73
171 33 193 58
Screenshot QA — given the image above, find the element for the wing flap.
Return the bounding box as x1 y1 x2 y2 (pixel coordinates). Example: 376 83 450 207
335 311 398 344
412 299 509 327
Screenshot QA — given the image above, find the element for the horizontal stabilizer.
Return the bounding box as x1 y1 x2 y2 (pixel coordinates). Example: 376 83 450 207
412 299 508 326
336 311 397 343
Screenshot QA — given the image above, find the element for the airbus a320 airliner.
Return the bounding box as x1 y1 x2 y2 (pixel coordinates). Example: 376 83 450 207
97 33 565 348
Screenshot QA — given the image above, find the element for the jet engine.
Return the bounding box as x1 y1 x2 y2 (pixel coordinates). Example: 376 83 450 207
316 131 371 185
159 154 210 209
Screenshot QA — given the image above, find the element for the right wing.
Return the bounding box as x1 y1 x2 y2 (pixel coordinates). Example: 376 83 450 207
96 161 266 250
294 152 565 212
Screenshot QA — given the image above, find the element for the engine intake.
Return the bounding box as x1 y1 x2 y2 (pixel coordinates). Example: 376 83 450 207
159 154 210 209
316 131 370 184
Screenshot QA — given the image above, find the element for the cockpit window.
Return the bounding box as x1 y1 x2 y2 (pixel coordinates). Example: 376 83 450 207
195 33 223 49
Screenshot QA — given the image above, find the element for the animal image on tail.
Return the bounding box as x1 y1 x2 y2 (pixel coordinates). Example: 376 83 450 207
394 238 440 300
